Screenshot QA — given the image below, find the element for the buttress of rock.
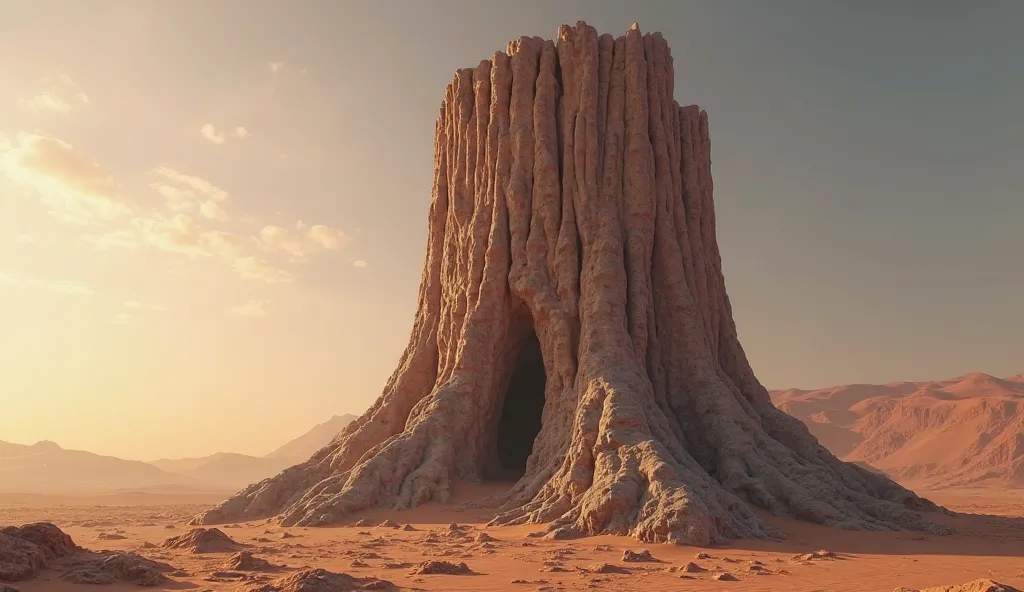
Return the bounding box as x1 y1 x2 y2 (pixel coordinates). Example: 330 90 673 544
190 21 948 546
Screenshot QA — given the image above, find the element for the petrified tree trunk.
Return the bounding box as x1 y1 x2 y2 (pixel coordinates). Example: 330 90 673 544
193 22 946 545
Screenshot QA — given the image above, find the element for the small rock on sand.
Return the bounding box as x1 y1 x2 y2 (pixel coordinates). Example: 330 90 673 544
410 560 473 575
792 549 836 561
161 528 242 554
222 551 277 572
622 549 656 562
378 520 399 529
712 572 739 581
895 579 1022 592
241 568 396 592
401 524 417 531
680 561 706 573
587 563 630 574
695 552 711 560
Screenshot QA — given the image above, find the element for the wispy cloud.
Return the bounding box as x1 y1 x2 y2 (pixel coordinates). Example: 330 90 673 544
234 126 249 139
232 257 293 283
258 222 350 259
200 124 226 145
352 260 368 268
108 313 133 325
0 133 129 224
268 61 284 73
0 271 95 296
22 93 72 113
150 166 229 217
123 300 166 312
229 299 272 317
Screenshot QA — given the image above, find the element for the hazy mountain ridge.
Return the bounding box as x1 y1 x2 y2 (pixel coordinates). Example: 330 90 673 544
0 413 358 495
772 372 1024 488
264 414 358 460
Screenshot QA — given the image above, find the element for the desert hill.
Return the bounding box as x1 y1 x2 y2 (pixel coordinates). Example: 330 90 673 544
772 372 1024 488
264 414 357 460
0 440 193 494
0 413 359 496
148 453 294 491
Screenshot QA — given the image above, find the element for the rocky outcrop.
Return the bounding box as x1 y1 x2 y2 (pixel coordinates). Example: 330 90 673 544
243 568 396 592
60 552 177 586
161 528 243 553
0 523 77 581
895 579 1022 592
192 21 946 545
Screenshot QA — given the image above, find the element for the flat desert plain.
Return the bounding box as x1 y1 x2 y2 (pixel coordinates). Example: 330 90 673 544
1 482 1021 592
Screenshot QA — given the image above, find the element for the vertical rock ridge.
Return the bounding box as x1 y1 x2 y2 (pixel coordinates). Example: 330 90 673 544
193 21 948 547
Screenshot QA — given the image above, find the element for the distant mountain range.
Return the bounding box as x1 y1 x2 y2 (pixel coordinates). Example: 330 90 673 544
0 414 357 495
772 372 1024 489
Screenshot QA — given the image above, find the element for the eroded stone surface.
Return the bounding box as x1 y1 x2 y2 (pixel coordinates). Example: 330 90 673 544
191 20 947 546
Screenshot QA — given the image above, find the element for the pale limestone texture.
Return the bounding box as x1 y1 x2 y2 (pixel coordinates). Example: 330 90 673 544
193 22 947 545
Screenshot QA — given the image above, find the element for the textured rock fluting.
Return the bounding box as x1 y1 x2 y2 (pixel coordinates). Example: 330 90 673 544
193 21 946 544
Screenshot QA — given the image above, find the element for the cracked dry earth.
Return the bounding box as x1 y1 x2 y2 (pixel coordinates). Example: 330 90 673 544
2 485 1022 592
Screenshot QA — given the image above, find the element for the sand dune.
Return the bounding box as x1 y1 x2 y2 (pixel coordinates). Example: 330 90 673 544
772 372 1024 488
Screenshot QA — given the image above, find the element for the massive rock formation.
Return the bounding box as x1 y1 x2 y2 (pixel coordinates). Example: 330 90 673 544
193 21 947 544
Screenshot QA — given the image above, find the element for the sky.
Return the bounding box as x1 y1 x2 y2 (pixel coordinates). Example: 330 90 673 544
0 0 1021 461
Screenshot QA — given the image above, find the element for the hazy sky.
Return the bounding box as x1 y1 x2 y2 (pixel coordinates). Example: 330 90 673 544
1 1 1021 460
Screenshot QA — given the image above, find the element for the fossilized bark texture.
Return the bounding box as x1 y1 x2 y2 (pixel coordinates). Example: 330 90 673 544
193 22 947 545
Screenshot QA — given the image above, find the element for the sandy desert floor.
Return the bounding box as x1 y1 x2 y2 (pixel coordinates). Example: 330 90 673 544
1 483 1022 592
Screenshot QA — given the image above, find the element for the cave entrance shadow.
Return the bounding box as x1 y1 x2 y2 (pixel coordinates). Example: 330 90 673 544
482 320 546 483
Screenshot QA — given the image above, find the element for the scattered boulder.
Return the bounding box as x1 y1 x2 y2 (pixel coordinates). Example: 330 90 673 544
679 562 706 573
61 552 176 587
377 520 399 529
401 524 417 532
474 533 497 543
223 551 278 572
695 552 711 560
243 568 396 591
712 572 739 581
621 549 656 562
896 580 1022 592
162 528 242 553
410 560 473 575
792 549 836 561
353 519 373 527
586 563 630 574
97 532 127 541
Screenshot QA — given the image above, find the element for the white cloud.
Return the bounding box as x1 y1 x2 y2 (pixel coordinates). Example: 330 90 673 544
352 260 368 268
124 300 166 312
22 93 72 113
268 61 284 73
234 126 249 139
108 313 133 325
149 166 229 215
199 200 228 221
200 124 226 145
232 257 293 283
259 225 307 258
230 299 272 317
0 271 95 296
307 224 349 250
0 132 129 224
78 92 90 105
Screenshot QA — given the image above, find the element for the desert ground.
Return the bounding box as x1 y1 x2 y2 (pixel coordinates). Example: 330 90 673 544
1 482 1022 592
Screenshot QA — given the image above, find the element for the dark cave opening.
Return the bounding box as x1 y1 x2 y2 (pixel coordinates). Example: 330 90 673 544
489 329 546 478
